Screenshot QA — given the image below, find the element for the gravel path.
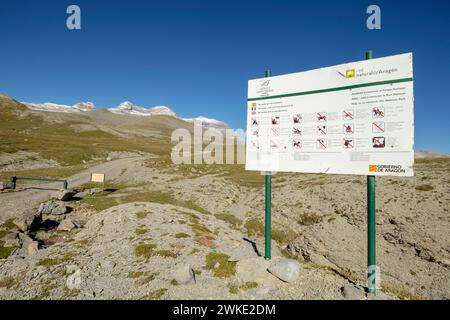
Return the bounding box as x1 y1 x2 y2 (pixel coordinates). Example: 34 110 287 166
0 156 144 223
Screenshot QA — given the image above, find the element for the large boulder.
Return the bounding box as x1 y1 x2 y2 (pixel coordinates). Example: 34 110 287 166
38 200 68 216
57 219 77 232
1 232 21 247
52 189 76 202
236 257 278 286
172 264 196 285
34 231 52 242
267 259 301 283
13 209 42 232
17 233 39 257
229 242 258 262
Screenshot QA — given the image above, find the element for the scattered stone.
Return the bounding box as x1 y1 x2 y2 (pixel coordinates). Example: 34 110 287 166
383 232 399 244
1 232 20 247
0 181 5 191
100 260 116 271
13 209 41 232
172 264 195 285
236 257 277 286
34 231 52 242
388 218 399 225
66 269 82 290
42 214 66 223
51 202 68 215
52 189 77 201
341 283 365 300
17 233 39 257
229 242 258 262
413 244 435 262
57 219 77 232
267 259 301 283
213 262 220 269
38 200 68 216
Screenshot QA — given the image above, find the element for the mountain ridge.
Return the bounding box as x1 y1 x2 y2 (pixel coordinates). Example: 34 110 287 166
21 99 228 129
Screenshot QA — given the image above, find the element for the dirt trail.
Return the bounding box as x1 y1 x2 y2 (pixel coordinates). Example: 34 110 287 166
0 156 145 223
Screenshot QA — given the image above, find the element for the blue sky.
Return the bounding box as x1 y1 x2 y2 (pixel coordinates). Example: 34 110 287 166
0 0 449 153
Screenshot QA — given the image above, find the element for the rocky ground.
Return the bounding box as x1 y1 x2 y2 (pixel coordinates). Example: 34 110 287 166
0 155 449 300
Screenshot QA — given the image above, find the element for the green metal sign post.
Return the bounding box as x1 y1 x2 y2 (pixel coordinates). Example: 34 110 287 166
10 176 16 190
264 69 272 260
262 55 378 282
365 50 377 295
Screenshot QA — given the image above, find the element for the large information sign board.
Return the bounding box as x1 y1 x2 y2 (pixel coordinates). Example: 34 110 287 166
246 53 414 176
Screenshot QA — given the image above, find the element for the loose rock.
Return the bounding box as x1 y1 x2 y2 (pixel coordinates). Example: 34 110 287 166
52 189 77 201
267 259 301 283
172 264 195 285
17 233 39 257
101 260 116 271
1 232 21 247
236 257 277 286
38 200 68 216
229 242 258 262
34 231 52 242
57 219 77 232
13 209 41 232
66 269 82 290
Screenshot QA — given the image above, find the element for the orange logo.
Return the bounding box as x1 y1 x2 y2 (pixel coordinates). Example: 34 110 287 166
369 164 377 172
251 103 257 107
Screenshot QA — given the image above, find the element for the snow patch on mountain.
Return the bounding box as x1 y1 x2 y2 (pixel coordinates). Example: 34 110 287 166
23 102 95 113
73 102 95 111
183 116 229 129
149 105 176 116
107 101 176 116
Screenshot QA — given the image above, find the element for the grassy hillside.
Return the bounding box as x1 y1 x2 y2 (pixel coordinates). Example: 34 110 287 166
0 94 174 167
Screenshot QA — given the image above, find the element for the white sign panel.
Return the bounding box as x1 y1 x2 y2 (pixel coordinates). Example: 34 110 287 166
246 53 414 176
91 173 105 183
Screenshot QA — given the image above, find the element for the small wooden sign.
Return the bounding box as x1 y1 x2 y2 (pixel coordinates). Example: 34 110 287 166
91 173 105 183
